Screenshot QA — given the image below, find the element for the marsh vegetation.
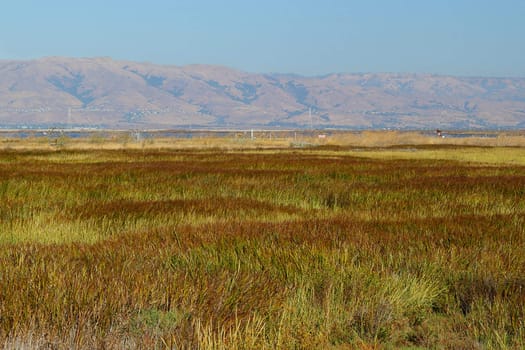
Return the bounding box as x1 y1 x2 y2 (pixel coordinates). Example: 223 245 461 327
0 136 524 349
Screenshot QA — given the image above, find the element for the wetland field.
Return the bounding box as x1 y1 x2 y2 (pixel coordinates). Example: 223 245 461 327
0 132 524 349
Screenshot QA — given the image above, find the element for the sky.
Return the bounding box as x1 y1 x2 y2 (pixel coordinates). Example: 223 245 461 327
1 0 524 77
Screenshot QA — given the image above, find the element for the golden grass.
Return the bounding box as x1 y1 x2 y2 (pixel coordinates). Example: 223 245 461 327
344 147 525 165
2 129 525 152
326 130 525 148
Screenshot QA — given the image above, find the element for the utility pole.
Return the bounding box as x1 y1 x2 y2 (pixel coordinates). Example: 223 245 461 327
309 107 313 131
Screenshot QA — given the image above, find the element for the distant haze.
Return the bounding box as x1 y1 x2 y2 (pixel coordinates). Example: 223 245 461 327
1 57 524 129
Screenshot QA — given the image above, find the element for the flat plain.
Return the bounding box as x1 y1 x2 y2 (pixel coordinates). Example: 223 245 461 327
0 132 524 349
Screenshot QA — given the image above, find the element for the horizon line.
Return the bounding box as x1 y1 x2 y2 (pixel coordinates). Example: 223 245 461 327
1 55 524 80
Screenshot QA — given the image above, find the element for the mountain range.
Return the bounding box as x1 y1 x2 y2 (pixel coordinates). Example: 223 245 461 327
1 57 525 129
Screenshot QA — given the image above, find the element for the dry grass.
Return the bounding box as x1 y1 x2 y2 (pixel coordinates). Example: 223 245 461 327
326 130 525 147
2 129 525 151
342 147 525 166
0 140 524 349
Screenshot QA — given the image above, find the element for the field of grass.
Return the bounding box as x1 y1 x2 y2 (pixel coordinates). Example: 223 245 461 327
0 139 524 349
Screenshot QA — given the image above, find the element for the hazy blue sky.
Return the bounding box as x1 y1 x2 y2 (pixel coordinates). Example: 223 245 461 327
1 0 524 76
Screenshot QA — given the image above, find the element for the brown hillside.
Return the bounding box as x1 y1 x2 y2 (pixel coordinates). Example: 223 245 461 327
1 57 524 129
